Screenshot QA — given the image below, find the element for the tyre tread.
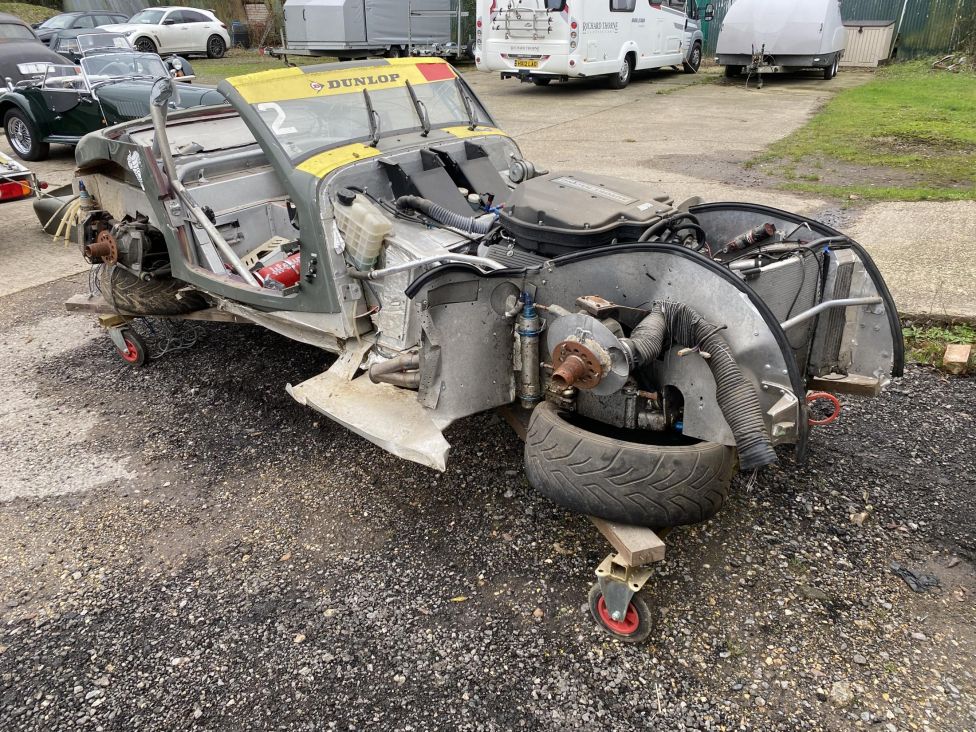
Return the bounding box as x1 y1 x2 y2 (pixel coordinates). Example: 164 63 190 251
524 403 735 528
101 265 205 316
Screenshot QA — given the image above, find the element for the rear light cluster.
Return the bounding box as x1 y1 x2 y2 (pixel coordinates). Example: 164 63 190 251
0 180 32 202
476 17 482 49
570 17 578 49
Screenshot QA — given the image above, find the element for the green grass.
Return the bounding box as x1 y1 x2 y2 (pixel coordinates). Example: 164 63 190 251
752 61 976 201
192 50 332 86
0 2 58 24
781 181 976 202
902 322 976 368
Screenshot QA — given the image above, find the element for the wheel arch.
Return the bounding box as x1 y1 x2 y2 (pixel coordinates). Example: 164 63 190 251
1 96 52 147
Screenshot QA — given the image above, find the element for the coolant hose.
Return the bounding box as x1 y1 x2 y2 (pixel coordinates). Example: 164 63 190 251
396 195 494 235
622 301 778 471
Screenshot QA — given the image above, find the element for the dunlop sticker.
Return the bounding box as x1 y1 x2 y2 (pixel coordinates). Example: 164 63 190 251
228 60 456 105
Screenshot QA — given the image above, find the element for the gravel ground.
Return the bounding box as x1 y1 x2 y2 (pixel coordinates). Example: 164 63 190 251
0 276 973 731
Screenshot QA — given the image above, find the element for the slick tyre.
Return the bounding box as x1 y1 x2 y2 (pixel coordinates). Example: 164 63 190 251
524 402 736 528
100 264 205 316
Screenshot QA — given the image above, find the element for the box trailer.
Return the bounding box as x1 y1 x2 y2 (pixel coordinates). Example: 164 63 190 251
715 0 846 82
280 0 457 59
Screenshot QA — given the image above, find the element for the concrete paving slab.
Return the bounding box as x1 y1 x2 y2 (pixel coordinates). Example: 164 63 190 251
0 139 84 299
847 201 976 319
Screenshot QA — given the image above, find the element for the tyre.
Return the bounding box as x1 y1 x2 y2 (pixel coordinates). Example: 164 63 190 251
3 109 49 162
683 42 702 74
134 36 157 54
116 329 147 367
100 264 206 316
523 402 736 528
532 77 552 86
206 34 226 59
607 55 633 89
724 64 741 78
386 45 403 58
588 583 653 644
823 56 838 80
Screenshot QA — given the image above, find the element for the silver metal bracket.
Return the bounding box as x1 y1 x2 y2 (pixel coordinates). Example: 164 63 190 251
106 325 128 352
339 282 362 301
595 553 653 622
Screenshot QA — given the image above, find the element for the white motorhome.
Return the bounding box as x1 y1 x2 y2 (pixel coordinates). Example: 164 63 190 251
715 0 846 80
475 0 711 88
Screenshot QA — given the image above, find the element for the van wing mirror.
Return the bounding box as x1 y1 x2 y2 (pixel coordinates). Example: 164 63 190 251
703 3 714 21
544 0 566 10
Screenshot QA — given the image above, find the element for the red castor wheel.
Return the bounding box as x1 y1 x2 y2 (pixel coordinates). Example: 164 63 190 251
588 582 653 643
116 329 147 367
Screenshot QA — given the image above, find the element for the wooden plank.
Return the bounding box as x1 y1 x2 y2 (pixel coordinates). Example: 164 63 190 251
809 374 882 397
589 517 666 567
65 294 250 324
497 405 531 440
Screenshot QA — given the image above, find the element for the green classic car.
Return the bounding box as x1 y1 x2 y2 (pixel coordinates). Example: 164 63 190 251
0 44 222 161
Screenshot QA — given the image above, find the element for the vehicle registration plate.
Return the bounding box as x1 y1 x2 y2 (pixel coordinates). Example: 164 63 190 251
514 59 539 68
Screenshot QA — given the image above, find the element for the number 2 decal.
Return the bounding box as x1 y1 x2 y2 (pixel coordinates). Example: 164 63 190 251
256 102 297 135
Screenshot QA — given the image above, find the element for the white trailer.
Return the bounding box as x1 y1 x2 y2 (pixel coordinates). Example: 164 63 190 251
280 0 457 59
474 0 711 89
715 0 846 81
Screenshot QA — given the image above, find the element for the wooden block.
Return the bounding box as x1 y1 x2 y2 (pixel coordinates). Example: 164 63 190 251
809 374 882 397
497 405 530 440
590 517 666 567
944 343 973 375
97 314 128 328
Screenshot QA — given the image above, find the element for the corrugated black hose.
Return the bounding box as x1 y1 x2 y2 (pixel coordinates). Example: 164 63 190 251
395 195 493 235
622 300 778 471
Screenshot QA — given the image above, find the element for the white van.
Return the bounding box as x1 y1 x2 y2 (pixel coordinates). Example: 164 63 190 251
475 0 712 88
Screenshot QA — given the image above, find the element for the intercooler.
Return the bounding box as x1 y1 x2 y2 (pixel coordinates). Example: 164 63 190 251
732 250 824 370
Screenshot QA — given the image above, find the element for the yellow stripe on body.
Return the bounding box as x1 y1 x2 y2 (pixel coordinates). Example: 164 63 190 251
227 58 456 105
441 125 507 139
296 144 381 178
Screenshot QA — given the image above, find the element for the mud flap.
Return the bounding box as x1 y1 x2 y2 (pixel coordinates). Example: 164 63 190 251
286 347 451 472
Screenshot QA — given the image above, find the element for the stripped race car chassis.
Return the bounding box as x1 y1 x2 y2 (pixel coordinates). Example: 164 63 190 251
49 61 902 642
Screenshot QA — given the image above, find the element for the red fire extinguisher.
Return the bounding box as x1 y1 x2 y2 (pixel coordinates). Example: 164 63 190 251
255 252 301 289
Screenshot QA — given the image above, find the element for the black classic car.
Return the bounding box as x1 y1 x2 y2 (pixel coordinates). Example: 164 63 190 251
1 37 223 161
0 12 70 85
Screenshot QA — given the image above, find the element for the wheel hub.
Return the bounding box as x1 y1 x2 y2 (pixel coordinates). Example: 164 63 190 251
596 595 640 635
8 118 30 155
85 230 118 264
